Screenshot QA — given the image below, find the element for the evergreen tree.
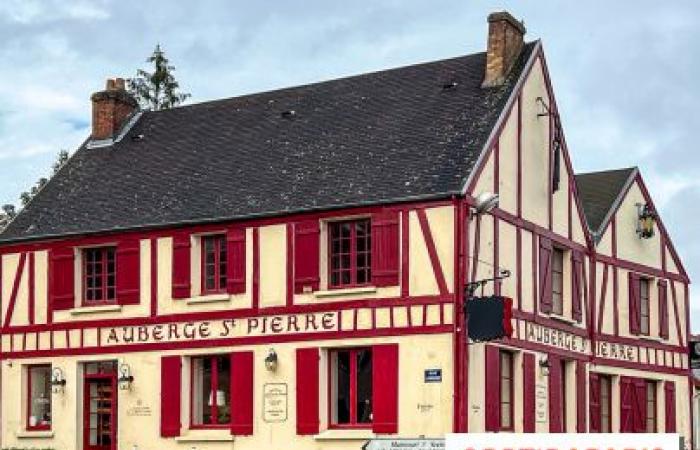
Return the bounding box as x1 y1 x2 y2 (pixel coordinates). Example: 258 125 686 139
128 44 191 110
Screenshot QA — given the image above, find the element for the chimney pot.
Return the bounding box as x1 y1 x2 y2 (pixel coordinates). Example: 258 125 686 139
482 11 526 88
91 77 138 140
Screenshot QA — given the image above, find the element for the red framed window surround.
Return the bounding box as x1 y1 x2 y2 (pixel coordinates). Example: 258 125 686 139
329 348 373 428
191 355 231 428
27 365 52 431
328 219 371 288
201 234 227 294
498 351 514 431
83 246 116 305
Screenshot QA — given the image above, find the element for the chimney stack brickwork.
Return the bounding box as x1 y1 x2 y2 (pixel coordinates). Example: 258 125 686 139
483 11 526 88
91 77 138 140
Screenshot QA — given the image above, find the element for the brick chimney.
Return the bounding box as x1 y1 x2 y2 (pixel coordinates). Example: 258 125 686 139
482 11 526 88
90 78 138 140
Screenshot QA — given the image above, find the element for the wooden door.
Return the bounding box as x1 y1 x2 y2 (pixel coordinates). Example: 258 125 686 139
83 374 117 450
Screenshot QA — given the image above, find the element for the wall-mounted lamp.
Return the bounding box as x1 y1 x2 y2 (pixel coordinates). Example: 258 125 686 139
471 192 499 218
51 367 66 394
265 348 278 372
538 357 551 377
118 363 134 390
636 203 656 239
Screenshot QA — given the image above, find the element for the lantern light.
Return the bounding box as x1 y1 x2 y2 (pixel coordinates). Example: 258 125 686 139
118 363 134 390
539 357 551 377
636 203 656 239
265 348 278 372
51 367 66 394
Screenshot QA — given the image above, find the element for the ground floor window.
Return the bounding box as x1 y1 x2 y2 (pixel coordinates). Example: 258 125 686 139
27 365 51 430
330 348 373 427
499 351 514 431
600 375 612 432
191 355 231 427
646 381 657 432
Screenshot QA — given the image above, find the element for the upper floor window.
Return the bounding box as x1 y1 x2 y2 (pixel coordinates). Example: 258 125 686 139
27 365 52 431
191 355 231 428
329 219 371 288
330 348 372 427
499 351 514 431
201 234 227 294
83 246 116 304
639 278 651 335
551 248 565 315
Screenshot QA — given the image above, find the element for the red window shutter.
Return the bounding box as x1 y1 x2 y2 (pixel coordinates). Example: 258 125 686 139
628 272 641 335
572 251 583 322
371 210 400 287
373 343 399 434
160 356 182 437
116 238 140 305
589 373 601 433
658 280 669 339
522 353 536 433
484 345 500 431
619 377 634 432
575 361 586 432
539 237 553 314
296 347 319 435
226 228 246 294
548 355 562 432
293 220 320 293
665 381 676 432
633 378 647 433
49 246 75 311
171 232 191 299
230 351 254 435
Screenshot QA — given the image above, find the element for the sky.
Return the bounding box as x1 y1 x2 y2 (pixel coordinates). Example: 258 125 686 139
0 1 698 328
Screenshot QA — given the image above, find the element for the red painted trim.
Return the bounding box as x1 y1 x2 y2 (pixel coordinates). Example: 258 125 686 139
150 239 158 318
454 199 468 432
613 266 619 336
567 180 573 241
3 252 27 328
532 231 538 316
252 228 259 310
401 210 409 298
597 264 608 334
516 94 523 218
286 224 294 307
669 282 685 347
516 228 522 311
513 310 588 337
547 100 553 232
416 209 449 296
471 215 481 283
595 253 687 284
494 216 501 295
28 252 35 325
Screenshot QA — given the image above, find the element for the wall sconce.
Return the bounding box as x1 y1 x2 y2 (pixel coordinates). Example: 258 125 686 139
265 348 278 372
538 357 551 377
118 363 134 390
51 367 66 394
636 203 656 239
471 192 499 218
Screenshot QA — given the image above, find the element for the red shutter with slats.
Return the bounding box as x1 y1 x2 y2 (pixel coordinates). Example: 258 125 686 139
373 343 399 433
589 373 601 433
171 232 191 299
226 228 246 294
539 237 553 314
548 355 562 432
371 210 400 287
296 347 319 435
49 246 75 311
484 345 500 431
633 378 647 433
294 220 320 293
575 361 586 432
160 356 182 437
116 238 140 305
572 251 583 322
619 377 633 432
665 381 676 432
230 351 254 435
523 353 536 433
658 280 669 339
628 273 641 335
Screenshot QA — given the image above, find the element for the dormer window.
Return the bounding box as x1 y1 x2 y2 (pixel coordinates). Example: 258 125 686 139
83 246 116 304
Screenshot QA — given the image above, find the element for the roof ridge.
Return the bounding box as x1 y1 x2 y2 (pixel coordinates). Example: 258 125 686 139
574 166 637 177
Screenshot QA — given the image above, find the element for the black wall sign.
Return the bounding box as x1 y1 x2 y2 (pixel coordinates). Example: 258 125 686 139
465 296 513 342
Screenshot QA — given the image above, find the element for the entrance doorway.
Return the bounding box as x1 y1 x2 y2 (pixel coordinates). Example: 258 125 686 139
83 361 117 450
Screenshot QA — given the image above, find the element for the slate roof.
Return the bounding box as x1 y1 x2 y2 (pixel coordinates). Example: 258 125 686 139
574 167 637 236
0 42 537 243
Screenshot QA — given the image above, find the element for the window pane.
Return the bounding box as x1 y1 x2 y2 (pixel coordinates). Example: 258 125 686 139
332 351 351 424
356 350 372 423
215 356 231 424
499 352 512 429
28 366 51 429
192 357 213 425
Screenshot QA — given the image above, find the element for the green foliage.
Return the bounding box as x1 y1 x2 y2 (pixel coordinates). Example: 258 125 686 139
128 44 191 111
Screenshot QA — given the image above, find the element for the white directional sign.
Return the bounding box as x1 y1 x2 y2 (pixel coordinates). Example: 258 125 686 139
363 439 445 450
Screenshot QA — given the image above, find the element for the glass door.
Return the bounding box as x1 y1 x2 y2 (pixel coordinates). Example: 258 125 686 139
83 363 117 450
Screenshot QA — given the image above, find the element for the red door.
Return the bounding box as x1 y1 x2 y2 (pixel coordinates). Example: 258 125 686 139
83 372 117 450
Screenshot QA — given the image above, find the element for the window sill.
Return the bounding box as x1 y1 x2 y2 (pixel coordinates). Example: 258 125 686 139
175 432 235 443
69 304 122 315
314 429 375 441
16 430 54 439
314 286 377 298
639 335 665 343
186 293 231 305
544 313 578 325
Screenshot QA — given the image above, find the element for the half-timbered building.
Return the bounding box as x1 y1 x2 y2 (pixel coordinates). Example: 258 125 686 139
0 11 692 450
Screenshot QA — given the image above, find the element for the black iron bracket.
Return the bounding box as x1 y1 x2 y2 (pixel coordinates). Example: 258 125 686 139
463 269 511 312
